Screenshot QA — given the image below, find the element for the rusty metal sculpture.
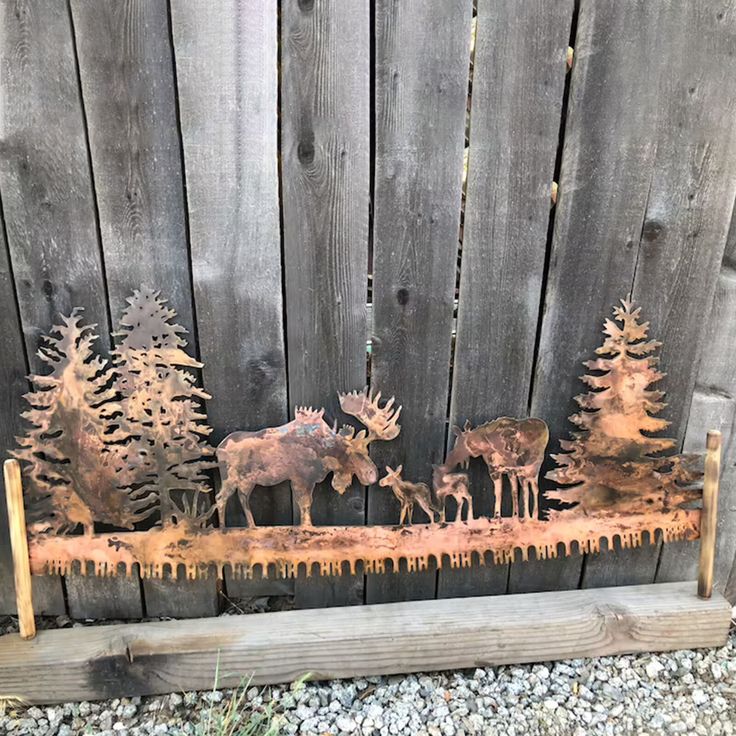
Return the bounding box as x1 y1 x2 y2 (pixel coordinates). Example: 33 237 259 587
216 390 401 526
6 293 709 587
379 465 438 525
545 299 701 516
440 417 549 519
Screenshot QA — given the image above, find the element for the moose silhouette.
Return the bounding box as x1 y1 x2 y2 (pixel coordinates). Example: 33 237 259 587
440 417 549 519
215 389 401 526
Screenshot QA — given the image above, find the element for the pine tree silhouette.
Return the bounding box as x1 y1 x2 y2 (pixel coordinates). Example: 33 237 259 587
113 288 214 526
13 310 155 533
546 299 700 516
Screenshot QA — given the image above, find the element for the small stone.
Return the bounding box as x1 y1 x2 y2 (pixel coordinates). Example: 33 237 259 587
646 660 665 679
692 689 709 705
336 715 357 732
543 699 558 711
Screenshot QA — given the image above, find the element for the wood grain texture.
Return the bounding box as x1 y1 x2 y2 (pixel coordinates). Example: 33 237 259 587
439 0 572 598
0 0 138 618
0 581 729 704
511 0 736 594
169 1 290 602
657 215 736 597
69 0 216 618
0 195 65 615
4 460 35 638
281 0 369 608
367 0 472 603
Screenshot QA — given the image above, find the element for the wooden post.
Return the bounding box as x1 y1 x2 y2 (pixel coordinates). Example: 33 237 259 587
4 459 35 639
698 431 722 599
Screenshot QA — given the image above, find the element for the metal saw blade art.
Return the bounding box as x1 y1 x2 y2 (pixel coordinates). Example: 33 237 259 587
11 293 703 581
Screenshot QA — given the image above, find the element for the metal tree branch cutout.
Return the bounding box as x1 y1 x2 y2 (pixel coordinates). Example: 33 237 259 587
7 293 711 589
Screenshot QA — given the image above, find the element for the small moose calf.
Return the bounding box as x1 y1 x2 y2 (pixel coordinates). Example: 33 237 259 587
379 465 439 525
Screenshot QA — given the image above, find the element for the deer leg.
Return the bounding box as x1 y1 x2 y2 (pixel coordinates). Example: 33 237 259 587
439 498 446 524
466 493 474 521
522 478 530 519
492 474 502 518
510 474 519 518
407 502 414 526
399 503 408 526
417 497 435 523
532 477 540 519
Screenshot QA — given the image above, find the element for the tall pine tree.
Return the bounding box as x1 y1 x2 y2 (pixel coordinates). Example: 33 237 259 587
546 300 700 516
14 310 155 533
113 288 214 526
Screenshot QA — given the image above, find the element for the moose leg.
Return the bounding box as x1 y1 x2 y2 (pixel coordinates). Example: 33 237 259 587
510 474 519 518
399 503 407 526
453 494 464 524
407 502 414 525
531 477 540 519
522 478 531 519
292 482 314 526
466 493 474 521
491 474 503 518
237 487 257 528
215 480 238 527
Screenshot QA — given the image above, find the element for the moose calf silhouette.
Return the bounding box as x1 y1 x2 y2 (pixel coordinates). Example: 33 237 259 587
379 465 438 525
215 389 400 526
432 468 472 523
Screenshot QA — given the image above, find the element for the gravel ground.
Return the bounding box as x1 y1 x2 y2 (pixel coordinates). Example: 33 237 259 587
1 623 735 736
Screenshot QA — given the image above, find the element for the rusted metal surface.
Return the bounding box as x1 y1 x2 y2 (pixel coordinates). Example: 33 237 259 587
27 509 701 580
11 293 705 582
438 418 549 519
215 389 401 526
378 465 437 525
546 300 702 515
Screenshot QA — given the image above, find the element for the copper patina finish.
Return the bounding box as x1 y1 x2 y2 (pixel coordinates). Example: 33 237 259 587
12 294 704 582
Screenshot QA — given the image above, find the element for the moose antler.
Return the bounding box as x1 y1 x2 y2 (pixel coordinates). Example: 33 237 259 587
338 388 401 441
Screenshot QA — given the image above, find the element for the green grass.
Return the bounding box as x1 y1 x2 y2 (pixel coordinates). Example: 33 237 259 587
196 658 309 736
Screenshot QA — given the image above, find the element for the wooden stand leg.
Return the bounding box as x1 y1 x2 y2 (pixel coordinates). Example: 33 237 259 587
698 431 721 600
4 459 36 639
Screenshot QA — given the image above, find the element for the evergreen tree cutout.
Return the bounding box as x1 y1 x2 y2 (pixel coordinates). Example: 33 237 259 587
546 299 701 516
113 287 214 527
13 310 155 533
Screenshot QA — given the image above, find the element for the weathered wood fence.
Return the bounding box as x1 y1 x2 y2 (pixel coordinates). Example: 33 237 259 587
0 0 735 620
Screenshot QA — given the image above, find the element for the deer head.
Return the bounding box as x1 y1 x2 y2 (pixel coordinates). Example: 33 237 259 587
379 464 403 488
338 388 401 442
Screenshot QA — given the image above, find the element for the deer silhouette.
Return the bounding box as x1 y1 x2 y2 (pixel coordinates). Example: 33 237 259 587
216 389 401 526
432 467 472 523
443 417 548 519
379 465 438 525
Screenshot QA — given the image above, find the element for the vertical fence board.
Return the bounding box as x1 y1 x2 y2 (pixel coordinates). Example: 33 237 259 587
367 0 471 603
438 0 572 598
0 0 139 618
69 0 218 618
281 0 369 608
657 219 736 595
0 195 66 615
511 0 736 594
170 1 290 602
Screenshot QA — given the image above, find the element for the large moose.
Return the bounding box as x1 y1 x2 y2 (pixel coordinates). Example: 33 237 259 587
215 389 401 526
438 417 549 519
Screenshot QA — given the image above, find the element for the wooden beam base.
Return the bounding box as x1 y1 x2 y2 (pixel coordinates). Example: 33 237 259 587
0 581 729 704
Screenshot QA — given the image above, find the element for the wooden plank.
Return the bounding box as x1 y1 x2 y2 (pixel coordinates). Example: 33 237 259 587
367 0 472 603
281 0 369 608
439 0 573 598
657 216 736 596
170 0 290 604
68 0 217 618
0 194 66 615
0 0 138 618
0 581 729 704
511 0 736 594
